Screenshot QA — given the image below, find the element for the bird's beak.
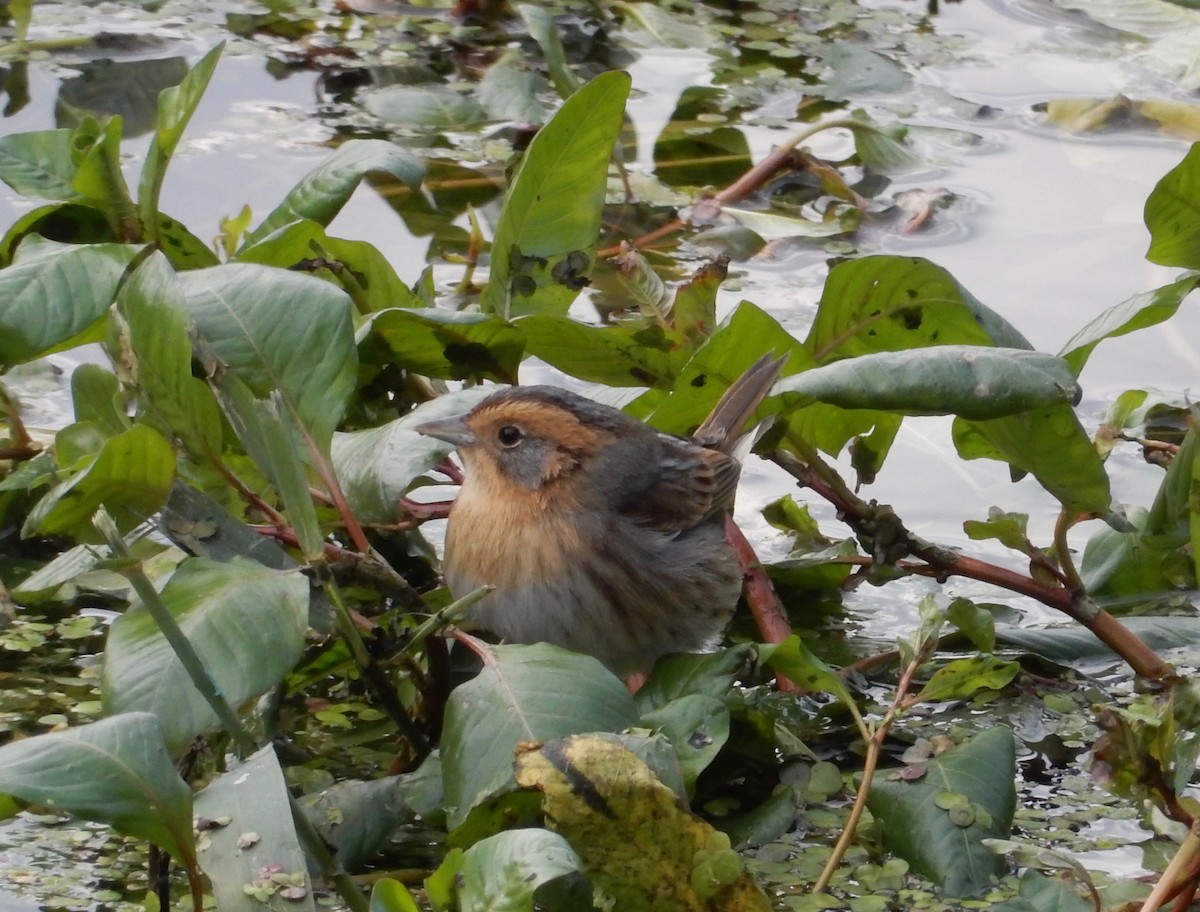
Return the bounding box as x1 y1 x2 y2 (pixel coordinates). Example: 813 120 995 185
414 414 476 448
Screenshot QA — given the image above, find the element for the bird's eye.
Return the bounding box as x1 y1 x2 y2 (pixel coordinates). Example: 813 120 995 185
497 425 523 447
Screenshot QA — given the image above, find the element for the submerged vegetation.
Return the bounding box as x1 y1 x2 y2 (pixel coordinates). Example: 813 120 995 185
1 2 1199 911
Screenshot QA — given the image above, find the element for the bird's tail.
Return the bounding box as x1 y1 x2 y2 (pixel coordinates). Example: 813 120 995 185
692 353 787 454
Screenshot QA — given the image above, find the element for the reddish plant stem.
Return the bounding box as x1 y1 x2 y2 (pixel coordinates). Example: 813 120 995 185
770 448 1175 684
597 118 864 258
0 444 40 461
724 516 798 693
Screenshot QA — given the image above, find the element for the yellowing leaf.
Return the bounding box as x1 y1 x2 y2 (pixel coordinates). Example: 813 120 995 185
514 735 771 912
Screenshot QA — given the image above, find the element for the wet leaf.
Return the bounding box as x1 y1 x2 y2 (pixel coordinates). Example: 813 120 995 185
194 746 315 912
301 777 415 871
482 70 631 317
963 508 1033 553
101 557 308 755
636 646 753 712
477 51 549 124
642 694 730 795
915 655 1020 703
760 636 858 711
363 85 488 132
518 4 582 97
817 44 912 99
213 381 324 560
514 735 772 910
644 301 807 437
772 346 1081 420
441 644 639 830
996 616 1200 664
945 598 997 653
0 713 195 868
806 255 1031 360
869 726 1016 896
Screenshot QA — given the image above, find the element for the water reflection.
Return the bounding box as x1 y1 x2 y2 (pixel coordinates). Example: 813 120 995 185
56 56 188 135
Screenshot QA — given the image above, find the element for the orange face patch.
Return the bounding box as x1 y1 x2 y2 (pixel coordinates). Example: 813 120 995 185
467 398 618 454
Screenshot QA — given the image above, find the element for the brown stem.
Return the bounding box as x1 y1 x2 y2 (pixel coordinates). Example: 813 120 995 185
0 444 40 461
769 447 1175 683
597 118 863 258
813 647 923 893
724 516 797 693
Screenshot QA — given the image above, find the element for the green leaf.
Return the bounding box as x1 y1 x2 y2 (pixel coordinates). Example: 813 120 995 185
773 347 1081 420
1058 274 1200 374
1146 143 1200 267
519 313 688 387
441 643 639 830
805 256 1031 361
194 746 316 912
22 424 176 539
367 308 524 383
517 4 582 97
0 713 195 868
179 263 357 452
212 379 325 561
644 301 807 436
302 778 416 872
868 726 1016 897
457 829 583 912
370 879 421 912
138 44 224 233
996 617 1200 665
477 51 550 124
71 363 129 436
0 129 79 199
915 656 1020 703
851 117 921 172
241 140 425 249
332 388 492 524
482 70 631 317
363 85 488 132
945 598 997 653
1009 869 1093 912
952 404 1111 514
641 694 730 795
101 558 309 755
72 116 139 240
963 507 1033 553
760 636 858 710
0 240 139 367
635 646 753 712
116 252 223 460
611 0 717 49
237 220 418 313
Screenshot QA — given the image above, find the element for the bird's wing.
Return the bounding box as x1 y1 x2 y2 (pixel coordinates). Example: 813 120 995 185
617 437 741 532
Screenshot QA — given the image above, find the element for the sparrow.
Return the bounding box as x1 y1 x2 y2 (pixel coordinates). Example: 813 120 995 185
415 354 785 673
